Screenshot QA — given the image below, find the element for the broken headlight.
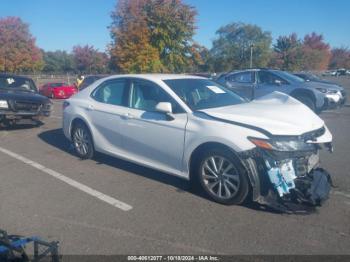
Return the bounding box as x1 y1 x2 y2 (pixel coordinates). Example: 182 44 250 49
249 137 315 152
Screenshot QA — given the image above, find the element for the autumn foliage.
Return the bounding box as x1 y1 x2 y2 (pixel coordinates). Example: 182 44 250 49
109 0 201 73
0 17 43 73
302 33 331 71
72 45 109 74
0 9 349 74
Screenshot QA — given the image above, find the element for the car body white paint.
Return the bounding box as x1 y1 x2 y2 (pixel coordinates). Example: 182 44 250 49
63 74 332 180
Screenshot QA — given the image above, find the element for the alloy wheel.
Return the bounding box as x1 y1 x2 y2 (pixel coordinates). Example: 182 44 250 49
73 127 90 156
201 155 241 199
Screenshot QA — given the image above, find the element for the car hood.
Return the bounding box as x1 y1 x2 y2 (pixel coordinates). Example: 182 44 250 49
200 92 324 136
0 88 50 103
303 81 343 91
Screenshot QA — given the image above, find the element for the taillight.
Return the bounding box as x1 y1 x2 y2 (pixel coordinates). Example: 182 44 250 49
63 101 70 110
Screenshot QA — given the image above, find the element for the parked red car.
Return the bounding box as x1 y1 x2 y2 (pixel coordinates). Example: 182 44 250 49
40 82 77 99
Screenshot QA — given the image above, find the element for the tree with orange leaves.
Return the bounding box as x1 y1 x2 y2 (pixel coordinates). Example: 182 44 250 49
302 32 331 71
110 0 162 73
0 17 43 73
109 0 198 73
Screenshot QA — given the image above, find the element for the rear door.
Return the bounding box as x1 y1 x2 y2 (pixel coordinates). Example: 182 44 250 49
88 78 130 152
225 71 255 99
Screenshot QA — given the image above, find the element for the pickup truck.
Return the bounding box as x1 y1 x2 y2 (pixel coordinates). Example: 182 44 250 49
0 74 52 127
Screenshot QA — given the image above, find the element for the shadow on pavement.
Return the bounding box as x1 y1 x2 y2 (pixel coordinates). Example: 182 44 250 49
38 128 300 214
0 121 44 131
38 128 195 194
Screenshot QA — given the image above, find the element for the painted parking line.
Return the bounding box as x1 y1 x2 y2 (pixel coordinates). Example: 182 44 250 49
0 146 133 211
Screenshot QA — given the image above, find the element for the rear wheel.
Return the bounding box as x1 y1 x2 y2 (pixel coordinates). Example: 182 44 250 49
72 122 94 159
295 95 316 112
195 148 249 205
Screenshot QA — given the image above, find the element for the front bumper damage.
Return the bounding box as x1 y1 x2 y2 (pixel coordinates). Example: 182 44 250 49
239 139 333 213
0 103 52 126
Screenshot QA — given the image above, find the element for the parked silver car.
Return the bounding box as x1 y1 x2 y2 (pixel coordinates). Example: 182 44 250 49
216 69 328 112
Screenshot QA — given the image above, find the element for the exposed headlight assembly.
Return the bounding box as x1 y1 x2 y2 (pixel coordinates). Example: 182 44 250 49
0 100 9 109
249 137 315 152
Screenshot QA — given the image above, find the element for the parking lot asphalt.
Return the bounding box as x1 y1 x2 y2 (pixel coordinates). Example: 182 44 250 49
1 77 350 255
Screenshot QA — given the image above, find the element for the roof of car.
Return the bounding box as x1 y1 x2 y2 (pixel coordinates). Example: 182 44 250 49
0 73 33 80
105 74 205 81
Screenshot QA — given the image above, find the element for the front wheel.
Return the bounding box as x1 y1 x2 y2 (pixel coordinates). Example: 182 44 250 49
195 148 250 205
72 122 94 159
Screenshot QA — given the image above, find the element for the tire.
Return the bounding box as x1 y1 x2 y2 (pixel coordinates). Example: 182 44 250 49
72 122 94 159
195 147 250 205
295 95 316 112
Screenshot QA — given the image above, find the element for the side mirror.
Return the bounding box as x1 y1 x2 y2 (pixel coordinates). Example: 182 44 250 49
274 79 282 86
155 102 174 121
155 102 172 114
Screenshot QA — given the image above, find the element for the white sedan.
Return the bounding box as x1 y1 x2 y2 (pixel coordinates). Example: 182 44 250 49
63 74 333 208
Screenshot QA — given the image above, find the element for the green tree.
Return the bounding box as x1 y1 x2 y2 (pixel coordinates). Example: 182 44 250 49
42 50 75 73
271 33 304 71
210 22 272 72
144 0 197 73
109 0 198 73
0 17 43 73
110 0 162 73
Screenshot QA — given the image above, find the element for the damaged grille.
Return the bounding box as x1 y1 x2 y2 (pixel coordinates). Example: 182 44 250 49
9 100 42 112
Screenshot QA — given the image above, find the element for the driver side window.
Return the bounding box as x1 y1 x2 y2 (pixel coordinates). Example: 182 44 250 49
258 71 287 85
130 80 184 114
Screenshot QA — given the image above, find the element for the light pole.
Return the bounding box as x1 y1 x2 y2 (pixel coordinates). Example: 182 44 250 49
250 44 254 68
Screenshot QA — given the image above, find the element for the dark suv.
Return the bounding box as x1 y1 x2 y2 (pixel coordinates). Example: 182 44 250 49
0 74 52 127
216 69 329 112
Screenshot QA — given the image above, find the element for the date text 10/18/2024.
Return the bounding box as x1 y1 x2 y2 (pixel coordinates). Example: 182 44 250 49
127 256 220 261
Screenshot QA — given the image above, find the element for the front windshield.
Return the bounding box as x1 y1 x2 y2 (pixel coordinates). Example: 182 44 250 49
0 76 37 92
274 71 305 83
307 74 321 81
164 78 246 110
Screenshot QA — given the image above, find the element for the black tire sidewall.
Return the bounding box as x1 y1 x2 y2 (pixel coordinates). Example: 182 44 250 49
72 122 94 159
196 148 249 205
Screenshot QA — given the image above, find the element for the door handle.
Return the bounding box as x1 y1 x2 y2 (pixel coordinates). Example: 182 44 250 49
87 104 94 111
122 113 134 120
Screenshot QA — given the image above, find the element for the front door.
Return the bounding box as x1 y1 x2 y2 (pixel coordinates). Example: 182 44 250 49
255 71 289 98
120 79 188 173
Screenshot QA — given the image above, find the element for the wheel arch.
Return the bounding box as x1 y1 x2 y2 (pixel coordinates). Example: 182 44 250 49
188 142 244 182
290 88 316 104
70 117 94 143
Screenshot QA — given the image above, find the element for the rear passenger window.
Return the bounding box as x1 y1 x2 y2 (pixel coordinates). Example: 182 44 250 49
91 80 128 106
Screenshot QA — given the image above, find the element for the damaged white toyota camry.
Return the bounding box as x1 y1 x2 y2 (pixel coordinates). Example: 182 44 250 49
63 75 333 210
